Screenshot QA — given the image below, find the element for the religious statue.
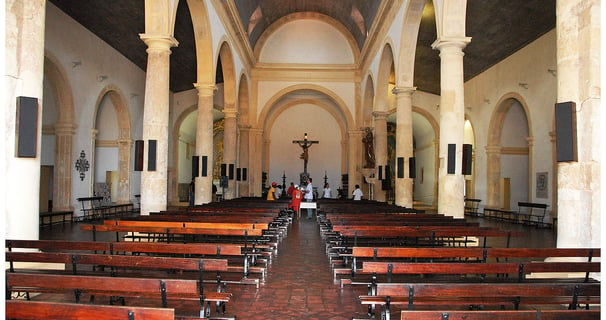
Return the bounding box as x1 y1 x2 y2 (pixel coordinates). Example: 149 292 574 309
363 127 375 168
292 133 318 174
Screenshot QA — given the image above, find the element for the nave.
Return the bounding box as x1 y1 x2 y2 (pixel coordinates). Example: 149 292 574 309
32 204 561 320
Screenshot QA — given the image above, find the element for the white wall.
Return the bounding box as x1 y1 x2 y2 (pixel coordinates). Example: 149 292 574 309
45 3 146 208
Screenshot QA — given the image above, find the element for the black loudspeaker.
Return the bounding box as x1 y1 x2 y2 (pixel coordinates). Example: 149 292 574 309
462 144 472 175
236 168 242 181
201 156 208 177
409 157 416 178
378 165 383 180
16 96 38 158
134 140 144 171
447 144 456 174
147 140 157 171
555 101 577 162
221 164 227 177
397 157 404 179
192 156 199 178
242 168 247 181
229 164 234 180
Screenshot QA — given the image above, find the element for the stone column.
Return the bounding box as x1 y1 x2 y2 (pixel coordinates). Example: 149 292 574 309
556 0 601 248
194 84 215 204
53 122 76 212
250 128 264 196
393 87 416 207
139 35 177 215
238 125 251 197
223 109 238 200
5 0 46 240
432 37 470 218
373 111 389 202
348 129 364 196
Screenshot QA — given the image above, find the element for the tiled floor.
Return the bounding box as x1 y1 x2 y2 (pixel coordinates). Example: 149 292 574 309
39 212 557 319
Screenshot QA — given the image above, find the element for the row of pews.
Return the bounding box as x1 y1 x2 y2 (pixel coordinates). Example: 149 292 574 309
6 199 293 319
315 200 600 320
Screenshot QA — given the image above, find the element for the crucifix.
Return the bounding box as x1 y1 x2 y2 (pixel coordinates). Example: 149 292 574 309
292 133 319 173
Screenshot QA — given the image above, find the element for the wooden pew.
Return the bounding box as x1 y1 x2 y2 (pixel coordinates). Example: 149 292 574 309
359 260 600 285
336 247 600 284
327 226 522 251
359 282 600 320
79 224 268 245
5 239 267 286
398 310 600 320
5 300 176 320
6 273 231 318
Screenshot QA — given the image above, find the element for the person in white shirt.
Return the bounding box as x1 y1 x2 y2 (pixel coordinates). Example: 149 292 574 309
352 184 363 200
304 177 314 219
322 183 332 199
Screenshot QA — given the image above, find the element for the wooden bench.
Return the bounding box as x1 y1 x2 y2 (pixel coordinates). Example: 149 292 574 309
6 273 231 318
5 239 267 286
483 207 516 221
359 260 600 286
79 224 269 245
327 226 522 251
6 300 176 320
76 196 105 221
517 201 549 227
464 198 482 216
336 247 600 284
359 282 600 320
397 310 601 320
39 210 74 227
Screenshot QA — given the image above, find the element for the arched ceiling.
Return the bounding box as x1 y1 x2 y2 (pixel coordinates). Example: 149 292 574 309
49 0 555 95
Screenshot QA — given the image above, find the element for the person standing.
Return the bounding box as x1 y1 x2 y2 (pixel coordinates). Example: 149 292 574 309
188 178 195 207
352 184 363 200
322 183 332 199
267 182 276 201
286 182 295 198
288 185 303 213
304 177 314 219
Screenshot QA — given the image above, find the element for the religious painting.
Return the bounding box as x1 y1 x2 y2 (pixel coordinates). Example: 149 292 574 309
536 172 548 199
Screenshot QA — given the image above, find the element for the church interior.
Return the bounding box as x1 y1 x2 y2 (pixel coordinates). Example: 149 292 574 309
3 0 602 319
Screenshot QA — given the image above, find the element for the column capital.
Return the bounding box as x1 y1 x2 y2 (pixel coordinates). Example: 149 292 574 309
139 34 179 50
372 111 389 119
392 86 416 95
431 37 471 52
193 83 216 96
54 122 77 135
223 109 238 118
485 145 502 154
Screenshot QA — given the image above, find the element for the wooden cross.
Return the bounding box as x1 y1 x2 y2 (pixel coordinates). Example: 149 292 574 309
292 133 319 173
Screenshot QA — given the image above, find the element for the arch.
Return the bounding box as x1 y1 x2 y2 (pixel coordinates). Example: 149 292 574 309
412 106 439 207
187 0 214 84
92 85 132 204
253 12 360 63
258 84 355 129
218 41 237 109
375 43 395 112
486 93 533 208
396 0 426 87
43 53 76 212
362 74 375 127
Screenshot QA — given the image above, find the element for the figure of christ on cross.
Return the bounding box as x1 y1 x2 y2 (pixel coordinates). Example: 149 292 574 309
292 133 319 173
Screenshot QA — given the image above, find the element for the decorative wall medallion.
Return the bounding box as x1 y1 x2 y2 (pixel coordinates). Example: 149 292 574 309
75 150 90 181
